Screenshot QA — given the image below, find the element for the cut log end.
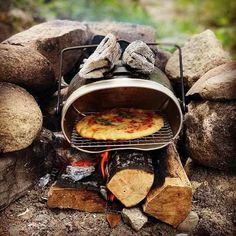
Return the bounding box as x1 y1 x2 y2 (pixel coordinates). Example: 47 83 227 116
143 144 192 227
143 178 192 227
107 169 154 207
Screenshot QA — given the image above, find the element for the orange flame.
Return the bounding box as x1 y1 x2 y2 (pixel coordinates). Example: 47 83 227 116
100 151 109 179
100 152 116 202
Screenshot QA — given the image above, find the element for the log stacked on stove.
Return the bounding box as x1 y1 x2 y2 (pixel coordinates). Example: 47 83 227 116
79 33 121 79
106 150 154 207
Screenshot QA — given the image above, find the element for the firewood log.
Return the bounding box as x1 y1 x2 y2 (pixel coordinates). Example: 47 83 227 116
143 143 192 227
106 150 154 207
122 40 155 74
47 182 106 213
79 33 121 79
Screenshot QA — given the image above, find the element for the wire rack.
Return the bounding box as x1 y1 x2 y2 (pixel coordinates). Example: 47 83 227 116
71 112 174 153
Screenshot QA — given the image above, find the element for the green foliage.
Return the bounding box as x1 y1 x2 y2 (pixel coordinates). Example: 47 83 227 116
1 0 235 57
174 0 236 57
38 0 154 25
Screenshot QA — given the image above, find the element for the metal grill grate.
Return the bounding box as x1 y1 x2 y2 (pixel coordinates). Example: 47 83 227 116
71 112 173 153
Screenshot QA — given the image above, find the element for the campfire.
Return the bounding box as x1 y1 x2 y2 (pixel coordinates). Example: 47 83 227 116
1 20 234 235
47 33 192 229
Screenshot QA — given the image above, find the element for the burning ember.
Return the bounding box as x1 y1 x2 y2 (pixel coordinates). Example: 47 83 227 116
72 159 96 167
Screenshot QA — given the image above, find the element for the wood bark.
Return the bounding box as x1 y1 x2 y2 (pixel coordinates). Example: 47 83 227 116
106 150 154 207
143 143 192 227
47 183 106 213
79 33 121 79
122 40 155 74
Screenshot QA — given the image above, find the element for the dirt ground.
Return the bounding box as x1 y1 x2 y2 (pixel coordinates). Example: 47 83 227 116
0 160 235 236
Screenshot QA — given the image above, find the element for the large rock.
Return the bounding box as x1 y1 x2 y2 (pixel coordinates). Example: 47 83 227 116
3 20 90 77
85 21 156 43
165 30 230 88
0 82 43 153
185 101 236 170
0 44 55 93
186 61 236 101
0 128 54 211
185 160 236 236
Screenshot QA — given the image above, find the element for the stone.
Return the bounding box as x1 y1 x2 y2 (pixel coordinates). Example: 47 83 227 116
85 21 156 43
185 101 236 170
121 207 148 231
177 211 199 232
165 29 230 88
3 20 90 76
0 44 55 94
0 82 43 153
0 148 44 210
186 61 236 101
0 128 54 211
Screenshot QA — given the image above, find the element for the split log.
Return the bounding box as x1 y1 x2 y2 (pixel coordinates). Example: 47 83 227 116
106 150 154 207
122 40 155 74
79 33 121 79
47 183 106 213
143 143 192 227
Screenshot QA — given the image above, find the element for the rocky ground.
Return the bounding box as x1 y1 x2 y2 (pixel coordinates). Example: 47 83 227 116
0 160 235 236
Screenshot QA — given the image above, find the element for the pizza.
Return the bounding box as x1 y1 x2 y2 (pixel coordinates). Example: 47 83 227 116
75 108 164 140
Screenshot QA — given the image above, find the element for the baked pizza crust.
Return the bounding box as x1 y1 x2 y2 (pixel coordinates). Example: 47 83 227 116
75 108 164 140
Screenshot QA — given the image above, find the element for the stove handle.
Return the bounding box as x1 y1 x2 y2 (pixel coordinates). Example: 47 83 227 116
56 42 186 115
56 44 99 116
146 42 186 113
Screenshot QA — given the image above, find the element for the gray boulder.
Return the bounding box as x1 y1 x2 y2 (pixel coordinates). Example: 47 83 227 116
0 128 53 211
3 20 90 77
165 30 230 88
185 101 236 170
0 149 43 211
187 61 236 101
85 21 156 43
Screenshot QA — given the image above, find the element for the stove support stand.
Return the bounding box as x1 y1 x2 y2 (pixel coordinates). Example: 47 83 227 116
55 41 186 118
